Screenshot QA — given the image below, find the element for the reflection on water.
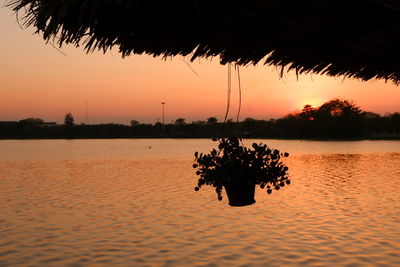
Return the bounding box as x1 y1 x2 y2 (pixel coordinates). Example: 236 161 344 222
0 140 399 266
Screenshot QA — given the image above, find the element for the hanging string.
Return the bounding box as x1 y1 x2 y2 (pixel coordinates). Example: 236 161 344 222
236 64 242 125
223 63 232 124
236 64 245 145
222 63 243 139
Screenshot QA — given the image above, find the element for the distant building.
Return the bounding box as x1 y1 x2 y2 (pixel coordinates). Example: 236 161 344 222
17 118 58 126
0 121 18 126
40 122 57 126
363 112 380 119
0 120 58 126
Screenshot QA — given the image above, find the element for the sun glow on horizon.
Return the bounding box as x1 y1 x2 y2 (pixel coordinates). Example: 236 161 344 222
298 99 324 110
2 7 400 124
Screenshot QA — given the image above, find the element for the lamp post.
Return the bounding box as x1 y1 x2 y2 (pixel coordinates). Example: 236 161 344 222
161 102 165 136
85 99 88 124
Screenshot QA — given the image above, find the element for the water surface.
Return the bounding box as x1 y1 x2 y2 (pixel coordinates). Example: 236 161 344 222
0 139 399 266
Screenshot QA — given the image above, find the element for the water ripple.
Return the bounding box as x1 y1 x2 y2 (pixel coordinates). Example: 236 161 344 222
0 142 399 266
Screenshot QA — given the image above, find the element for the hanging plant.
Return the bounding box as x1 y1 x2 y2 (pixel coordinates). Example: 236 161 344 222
193 136 290 206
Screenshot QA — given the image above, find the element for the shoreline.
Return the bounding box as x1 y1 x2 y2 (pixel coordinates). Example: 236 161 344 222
1 137 400 141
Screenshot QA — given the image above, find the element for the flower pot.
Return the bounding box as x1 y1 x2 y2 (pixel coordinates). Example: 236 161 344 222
224 182 256 206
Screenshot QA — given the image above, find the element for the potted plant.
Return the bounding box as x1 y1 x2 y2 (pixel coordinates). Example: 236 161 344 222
193 136 290 206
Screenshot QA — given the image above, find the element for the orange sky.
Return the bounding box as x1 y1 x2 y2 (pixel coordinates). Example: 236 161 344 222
1 7 400 124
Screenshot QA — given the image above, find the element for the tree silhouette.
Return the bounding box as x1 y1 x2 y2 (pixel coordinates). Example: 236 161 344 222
64 112 74 127
317 98 361 118
192 120 206 125
175 118 186 126
130 119 140 127
207 117 218 125
300 104 316 120
2 98 400 139
312 99 363 138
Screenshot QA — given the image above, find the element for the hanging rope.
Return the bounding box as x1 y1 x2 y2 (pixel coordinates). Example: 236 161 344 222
223 63 243 139
223 63 232 124
236 64 242 125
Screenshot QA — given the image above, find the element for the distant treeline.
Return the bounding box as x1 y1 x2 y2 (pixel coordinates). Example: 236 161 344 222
1 99 400 139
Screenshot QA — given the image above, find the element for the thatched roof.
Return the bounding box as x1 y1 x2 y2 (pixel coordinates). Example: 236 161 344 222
9 0 400 83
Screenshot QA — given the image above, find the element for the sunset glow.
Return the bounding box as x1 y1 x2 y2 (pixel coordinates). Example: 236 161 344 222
1 2 400 267
1 8 400 124
298 99 324 110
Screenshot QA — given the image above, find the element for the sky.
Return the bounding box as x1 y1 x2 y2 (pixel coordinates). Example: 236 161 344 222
1 6 400 125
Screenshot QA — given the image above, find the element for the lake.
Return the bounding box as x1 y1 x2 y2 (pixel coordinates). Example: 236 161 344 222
0 139 399 266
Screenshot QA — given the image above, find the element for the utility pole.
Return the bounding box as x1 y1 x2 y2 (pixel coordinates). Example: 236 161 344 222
85 99 88 124
161 102 165 136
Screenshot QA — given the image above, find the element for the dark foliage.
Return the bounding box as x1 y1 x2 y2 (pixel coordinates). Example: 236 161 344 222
1 99 400 139
193 137 290 201
64 113 74 127
9 0 400 83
